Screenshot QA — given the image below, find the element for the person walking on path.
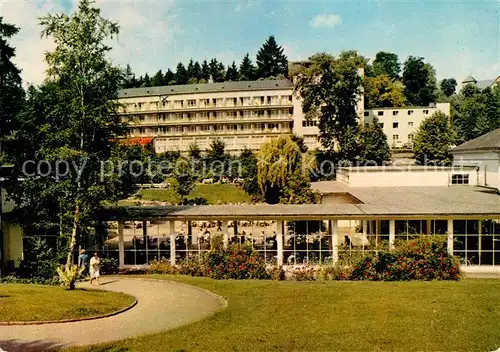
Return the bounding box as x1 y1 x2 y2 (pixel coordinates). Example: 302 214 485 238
89 253 101 286
78 249 89 277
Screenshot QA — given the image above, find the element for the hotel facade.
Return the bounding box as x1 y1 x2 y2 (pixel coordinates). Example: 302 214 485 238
118 79 448 153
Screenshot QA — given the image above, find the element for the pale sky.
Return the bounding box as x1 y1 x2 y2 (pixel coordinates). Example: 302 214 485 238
1 0 499 85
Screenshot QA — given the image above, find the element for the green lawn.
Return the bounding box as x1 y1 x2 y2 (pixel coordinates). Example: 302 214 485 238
0 284 135 322
138 184 252 204
76 276 500 351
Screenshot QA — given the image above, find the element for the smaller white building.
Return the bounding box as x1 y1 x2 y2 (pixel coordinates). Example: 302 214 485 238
363 103 450 149
452 128 500 192
336 165 478 188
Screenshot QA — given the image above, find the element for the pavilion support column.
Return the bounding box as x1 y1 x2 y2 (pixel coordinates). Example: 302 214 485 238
142 220 149 264
222 221 229 247
447 219 454 255
426 219 432 235
376 220 381 249
331 220 338 263
277 220 284 266
362 220 368 248
188 221 196 245
118 221 125 268
478 220 482 265
169 220 176 265
389 219 396 250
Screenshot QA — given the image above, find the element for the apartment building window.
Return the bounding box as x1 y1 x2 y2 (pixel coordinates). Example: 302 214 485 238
302 120 317 127
393 134 399 141
212 112 218 118
189 126 196 132
393 122 399 128
231 111 238 118
267 96 272 105
378 111 384 116
202 125 209 131
288 108 293 115
288 95 293 104
137 103 142 109
203 99 210 107
186 113 193 119
139 115 145 121
408 121 414 127
139 128 145 135
393 111 399 116
408 134 414 141
408 110 414 115
174 100 183 108
423 110 429 114
451 174 469 185
187 99 196 107
364 111 369 116
233 97 238 105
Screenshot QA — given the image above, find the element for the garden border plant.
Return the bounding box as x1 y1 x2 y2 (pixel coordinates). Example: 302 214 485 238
148 235 461 281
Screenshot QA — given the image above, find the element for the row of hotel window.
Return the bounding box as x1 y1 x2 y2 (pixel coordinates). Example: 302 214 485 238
126 95 293 111
130 122 292 135
155 135 280 151
365 109 431 117
304 121 415 129
128 109 294 122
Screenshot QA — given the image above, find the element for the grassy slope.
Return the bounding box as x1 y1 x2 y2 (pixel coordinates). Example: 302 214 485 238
78 276 500 352
0 284 135 322
139 184 252 204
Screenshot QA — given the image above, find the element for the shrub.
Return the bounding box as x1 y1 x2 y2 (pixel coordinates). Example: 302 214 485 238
267 265 285 281
205 242 270 280
0 275 59 285
178 258 205 277
148 258 179 275
291 266 316 281
100 258 119 275
349 236 461 281
317 265 352 281
22 237 60 280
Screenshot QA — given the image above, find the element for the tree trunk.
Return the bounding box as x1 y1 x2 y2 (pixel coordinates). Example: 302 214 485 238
66 203 79 267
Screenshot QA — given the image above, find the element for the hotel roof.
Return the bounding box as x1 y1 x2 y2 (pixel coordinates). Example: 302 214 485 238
97 186 499 221
117 79 294 99
452 128 500 153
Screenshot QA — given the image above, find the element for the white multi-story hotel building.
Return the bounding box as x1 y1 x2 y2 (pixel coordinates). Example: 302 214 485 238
118 79 448 153
363 103 450 148
118 80 304 153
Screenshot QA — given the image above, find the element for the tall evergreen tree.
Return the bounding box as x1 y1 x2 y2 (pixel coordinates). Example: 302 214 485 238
239 53 256 81
0 16 24 161
209 58 225 82
164 69 175 85
225 61 239 81
151 69 164 86
142 73 151 87
256 35 288 79
201 60 210 81
192 61 202 81
122 64 135 88
186 59 195 81
175 62 188 85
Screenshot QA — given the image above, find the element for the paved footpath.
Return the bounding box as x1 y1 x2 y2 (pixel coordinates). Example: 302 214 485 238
0 278 225 352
